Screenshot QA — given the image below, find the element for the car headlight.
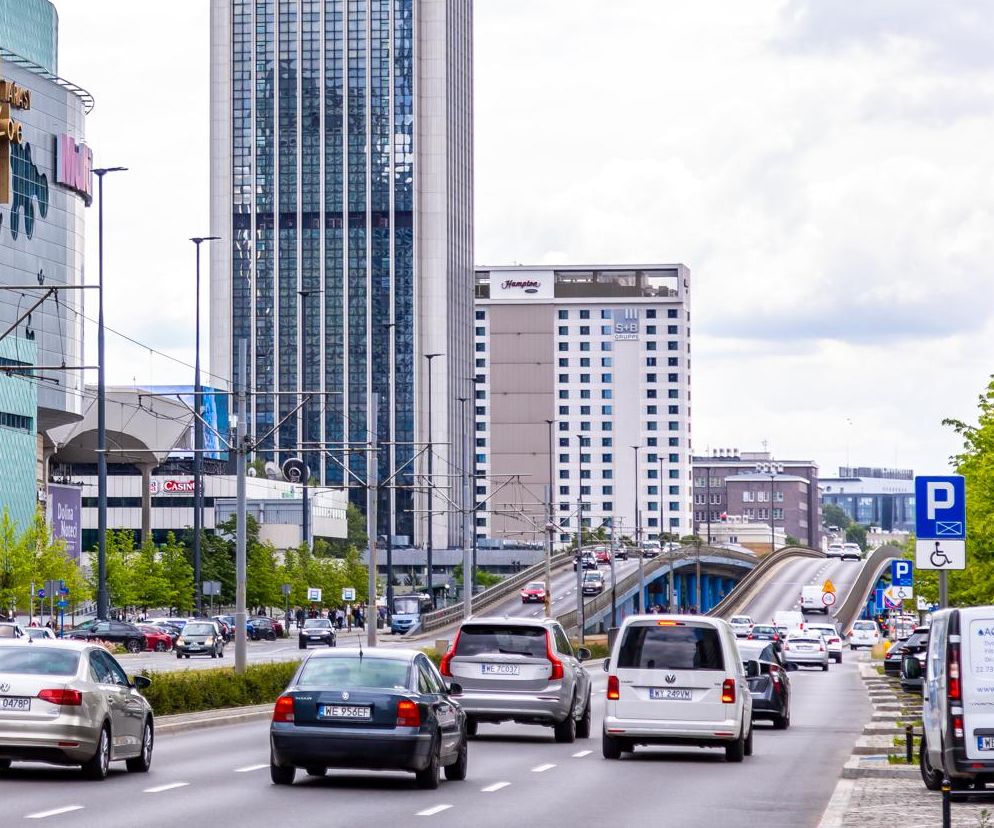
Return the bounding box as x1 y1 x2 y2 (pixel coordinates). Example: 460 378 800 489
206 636 215 644
177 637 185 646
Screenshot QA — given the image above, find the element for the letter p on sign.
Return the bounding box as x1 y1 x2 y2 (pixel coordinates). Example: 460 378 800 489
927 481 955 520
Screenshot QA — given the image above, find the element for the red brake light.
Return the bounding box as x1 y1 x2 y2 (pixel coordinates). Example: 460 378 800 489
440 630 461 677
396 699 421 727
38 688 82 706
607 675 620 700
769 665 781 687
546 631 564 680
949 643 962 701
273 695 295 723
953 714 964 740
746 634 753 640
721 678 736 704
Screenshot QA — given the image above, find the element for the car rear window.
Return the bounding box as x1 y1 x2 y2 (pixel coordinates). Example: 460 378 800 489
0 626 17 638
617 624 724 671
297 656 410 689
456 625 547 658
0 647 80 675
853 622 876 631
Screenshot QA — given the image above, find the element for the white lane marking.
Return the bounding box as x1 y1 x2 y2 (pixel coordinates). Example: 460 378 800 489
417 804 453 816
481 781 511 792
531 763 556 773
572 750 592 757
144 782 190 793
234 763 269 773
25 806 84 820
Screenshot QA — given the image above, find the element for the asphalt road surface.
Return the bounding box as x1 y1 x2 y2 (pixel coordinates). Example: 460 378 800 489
0 653 869 827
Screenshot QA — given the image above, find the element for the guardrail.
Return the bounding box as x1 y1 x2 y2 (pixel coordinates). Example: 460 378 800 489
707 546 825 619
833 545 902 634
417 548 573 635
557 545 758 633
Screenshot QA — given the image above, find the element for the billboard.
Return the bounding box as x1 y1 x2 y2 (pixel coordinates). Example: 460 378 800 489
142 385 230 460
48 483 82 561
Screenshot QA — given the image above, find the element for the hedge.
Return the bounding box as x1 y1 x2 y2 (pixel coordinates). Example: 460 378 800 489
139 661 300 716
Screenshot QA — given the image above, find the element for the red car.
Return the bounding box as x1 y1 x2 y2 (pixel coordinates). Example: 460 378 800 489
594 547 611 564
520 581 547 604
138 624 173 652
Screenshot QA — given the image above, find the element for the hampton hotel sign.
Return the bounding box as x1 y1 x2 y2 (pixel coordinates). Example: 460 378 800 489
490 271 555 301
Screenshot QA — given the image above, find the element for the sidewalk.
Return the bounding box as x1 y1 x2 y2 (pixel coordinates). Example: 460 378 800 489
819 656 994 827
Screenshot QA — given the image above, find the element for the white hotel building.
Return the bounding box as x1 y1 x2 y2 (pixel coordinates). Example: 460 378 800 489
472 265 693 545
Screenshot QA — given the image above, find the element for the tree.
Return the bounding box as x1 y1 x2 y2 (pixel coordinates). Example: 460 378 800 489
822 503 851 530
845 524 868 551
322 503 368 556
0 509 32 614
131 540 169 611
159 533 194 614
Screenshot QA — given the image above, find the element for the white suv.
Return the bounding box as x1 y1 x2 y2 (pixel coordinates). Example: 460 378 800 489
602 615 754 762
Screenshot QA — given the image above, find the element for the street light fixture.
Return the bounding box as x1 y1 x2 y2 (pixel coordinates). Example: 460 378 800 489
94 166 127 622
756 462 785 553
424 353 443 608
631 445 644 613
190 235 220 616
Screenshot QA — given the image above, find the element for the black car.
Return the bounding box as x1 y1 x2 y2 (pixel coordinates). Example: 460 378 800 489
747 624 784 653
899 628 929 692
573 554 597 571
883 637 910 677
270 648 468 789
739 640 794 729
250 617 278 641
299 618 337 649
65 621 146 653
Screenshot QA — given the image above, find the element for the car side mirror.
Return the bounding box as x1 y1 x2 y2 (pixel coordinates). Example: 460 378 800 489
447 682 463 697
602 658 610 672
744 660 761 679
902 656 922 680
576 647 591 662
132 675 152 690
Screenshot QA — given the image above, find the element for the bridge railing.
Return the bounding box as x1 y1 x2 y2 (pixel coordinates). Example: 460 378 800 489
833 545 902 634
417 548 573 635
707 546 825 620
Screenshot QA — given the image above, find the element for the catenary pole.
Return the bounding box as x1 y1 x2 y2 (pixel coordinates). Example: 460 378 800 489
234 339 248 673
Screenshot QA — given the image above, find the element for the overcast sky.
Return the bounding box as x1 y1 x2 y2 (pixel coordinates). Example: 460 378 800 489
54 0 994 479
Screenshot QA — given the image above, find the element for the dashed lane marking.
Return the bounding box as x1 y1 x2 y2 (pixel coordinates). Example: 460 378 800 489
234 763 269 773
531 763 556 773
572 750 592 757
417 805 453 816
144 782 190 793
481 782 511 792
25 806 84 820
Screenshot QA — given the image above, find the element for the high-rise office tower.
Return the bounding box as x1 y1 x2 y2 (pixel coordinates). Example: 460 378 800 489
210 1 473 546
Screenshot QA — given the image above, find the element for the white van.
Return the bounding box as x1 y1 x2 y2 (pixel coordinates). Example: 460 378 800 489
773 610 805 636
801 586 830 614
918 606 994 790
602 615 754 762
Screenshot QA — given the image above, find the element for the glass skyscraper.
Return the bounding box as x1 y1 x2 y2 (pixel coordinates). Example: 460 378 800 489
210 0 473 546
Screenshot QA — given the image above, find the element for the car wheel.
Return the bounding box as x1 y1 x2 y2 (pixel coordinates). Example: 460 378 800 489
415 738 441 790
82 724 111 780
725 732 746 763
920 737 944 791
299 641 306 650
602 731 622 760
744 724 754 757
154 641 167 653
175 652 182 659
126 639 142 654
126 720 153 773
305 766 326 777
554 704 577 744
270 751 296 786
444 735 468 781
465 718 478 738
822 662 829 672
266 631 276 642
773 709 789 730
576 693 592 739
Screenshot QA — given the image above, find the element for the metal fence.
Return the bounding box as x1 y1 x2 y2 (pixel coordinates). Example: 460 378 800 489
707 546 824 619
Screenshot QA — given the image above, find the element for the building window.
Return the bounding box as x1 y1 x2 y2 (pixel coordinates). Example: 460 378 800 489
559 470 569 479
695 494 706 505
647 405 657 415
601 309 611 319
558 373 568 383
581 389 591 399
559 453 569 463
742 491 754 502
668 325 678 334
603 501 613 511
558 309 568 319
647 437 658 446
646 357 657 367
602 452 613 462
475 342 485 352
558 326 568 336
647 341 657 351
476 438 486 447
646 309 657 318
559 422 569 431
601 357 613 367
603 469 613 479
667 341 678 351
773 508 784 519
668 438 679 447
601 324 612 335
668 405 679 414
669 485 679 495
580 342 591 352
601 342 612 351
669 453 678 462
668 357 678 367
668 389 679 399
475 326 485 336
559 358 569 367
601 373 612 383
579 325 590 335
476 453 487 463
560 486 570 495
646 422 658 431
558 342 568 352
647 389 657 399
558 390 568 399
602 437 613 447
602 389 612 399
648 485 658 495
475 310 485 320
559 438 569 447
580 357 590 367
668 421 679 431
476 422 486 431
580 309 590 319
580 421 591 431
476 389 486 400
580 374 590 383
602 405 612 415
646 325 656 334
646 373 657 383
475 359 485 368
580 405 591 415
603 485 614 495
559 406 569 415
602 422 613 431
710 494 722 505
648 469 658 479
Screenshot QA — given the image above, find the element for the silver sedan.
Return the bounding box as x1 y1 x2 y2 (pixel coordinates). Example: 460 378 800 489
782 633 830 671
0 640 154 779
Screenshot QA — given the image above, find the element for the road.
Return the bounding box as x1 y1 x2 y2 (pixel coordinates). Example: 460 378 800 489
0 655 870 826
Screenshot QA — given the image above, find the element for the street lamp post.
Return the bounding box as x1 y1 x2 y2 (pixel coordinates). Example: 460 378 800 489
576 435 585 644
424 353 443 608
191 235 220 616
94 166 127 622
545 419 555 618
757 462 784 553
458 395 471 618
632 445 644 613
382 322 396 619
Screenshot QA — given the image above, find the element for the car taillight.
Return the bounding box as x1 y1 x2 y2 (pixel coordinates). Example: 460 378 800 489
770 666 781 687
949 642 962 701
607 675 620 700
953 714 964 740
746 634 753 640
721 679 736 704
272 695 295 723
439 630 461 677
396 699 421 727
546 631 564 680
819 644 825 652
38 688 82 706
784 643 791 651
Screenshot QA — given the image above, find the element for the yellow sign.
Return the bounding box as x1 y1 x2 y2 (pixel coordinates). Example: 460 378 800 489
823 579 836 594
0 64 30 204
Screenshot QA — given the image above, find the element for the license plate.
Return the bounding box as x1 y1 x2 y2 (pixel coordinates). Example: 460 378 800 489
649 688 692 701
482 664 520 675
1 697 30 711
318 705 371 720
979 736 994 751
309 635 323 640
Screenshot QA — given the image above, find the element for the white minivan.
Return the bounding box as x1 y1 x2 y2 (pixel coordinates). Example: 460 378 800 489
602 615 754 762
918 606 994 790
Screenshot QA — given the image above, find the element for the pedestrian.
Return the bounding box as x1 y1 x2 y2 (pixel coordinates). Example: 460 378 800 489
296 607 304 627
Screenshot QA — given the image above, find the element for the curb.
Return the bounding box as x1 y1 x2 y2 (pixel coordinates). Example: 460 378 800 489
816 778 856 828
841 758 920 779
155 704 273 736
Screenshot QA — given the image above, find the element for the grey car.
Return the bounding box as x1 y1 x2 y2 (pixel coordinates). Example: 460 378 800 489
0 640 154 779
439 617 592 742
782 632 830 671
175 620 224 659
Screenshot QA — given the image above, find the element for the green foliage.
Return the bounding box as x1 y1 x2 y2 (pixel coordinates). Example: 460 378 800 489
321 503 369 556
138 661 300 715
845 524 868 551
822 503 851 530
785 535 801 547
452 563 501 588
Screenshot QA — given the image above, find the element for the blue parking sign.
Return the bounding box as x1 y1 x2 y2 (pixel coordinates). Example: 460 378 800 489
891 559 913 587
915 475 966 540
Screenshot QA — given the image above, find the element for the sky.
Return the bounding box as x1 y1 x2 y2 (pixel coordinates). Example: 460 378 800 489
54 0 994 480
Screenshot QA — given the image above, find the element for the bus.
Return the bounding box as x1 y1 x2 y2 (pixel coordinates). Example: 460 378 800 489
390 593 433 635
